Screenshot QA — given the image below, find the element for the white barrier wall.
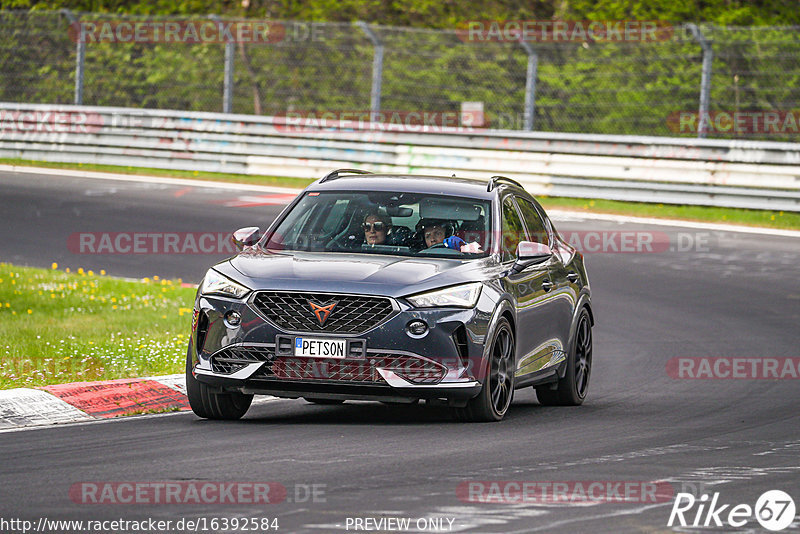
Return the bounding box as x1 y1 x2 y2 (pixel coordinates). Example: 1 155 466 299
1 103 799 211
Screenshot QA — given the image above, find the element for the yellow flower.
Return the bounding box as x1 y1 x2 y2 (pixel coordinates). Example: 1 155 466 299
87 270 94 276
111 297 117 303
153 275 160 281
77 267 84 275
27 309 32 314
112 305 118 309
100 270 106 275
51 262 58 269
65 268 70 273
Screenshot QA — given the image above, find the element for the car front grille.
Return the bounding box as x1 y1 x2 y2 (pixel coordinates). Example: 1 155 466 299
210 344 274 375
250 352 447 385
210 343 447 384
251 291 394 335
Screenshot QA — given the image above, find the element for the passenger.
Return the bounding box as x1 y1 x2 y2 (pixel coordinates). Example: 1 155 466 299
362 213 392 245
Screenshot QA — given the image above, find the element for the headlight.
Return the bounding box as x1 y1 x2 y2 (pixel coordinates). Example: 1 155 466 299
406 282 482 308
201 269 250 298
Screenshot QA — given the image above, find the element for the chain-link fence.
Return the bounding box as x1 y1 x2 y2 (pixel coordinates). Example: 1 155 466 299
1 11 799 140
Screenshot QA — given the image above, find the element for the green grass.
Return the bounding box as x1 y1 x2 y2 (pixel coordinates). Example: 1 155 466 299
3 158 799 230
0 157 315 190
537 197 800 230
0 263 197 390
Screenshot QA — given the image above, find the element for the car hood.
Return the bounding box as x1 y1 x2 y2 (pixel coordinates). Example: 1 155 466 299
216 249 500 297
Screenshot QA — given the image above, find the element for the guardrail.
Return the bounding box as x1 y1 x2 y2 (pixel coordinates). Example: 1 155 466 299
1 103 799 211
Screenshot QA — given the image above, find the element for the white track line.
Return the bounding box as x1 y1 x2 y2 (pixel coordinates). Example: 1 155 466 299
3 164 797 238
0 164 300 194
548 209 800 238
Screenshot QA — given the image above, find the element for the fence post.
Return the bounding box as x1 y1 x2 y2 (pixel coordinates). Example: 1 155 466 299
357 21 383 121
687 24 713 138
519 41 538 131
211 15 235 113
61 9 85 105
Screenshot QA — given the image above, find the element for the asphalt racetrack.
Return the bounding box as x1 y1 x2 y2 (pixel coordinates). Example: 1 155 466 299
1 170 799 533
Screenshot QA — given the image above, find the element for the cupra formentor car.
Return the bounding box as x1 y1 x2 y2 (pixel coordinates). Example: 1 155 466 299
186 170 593 422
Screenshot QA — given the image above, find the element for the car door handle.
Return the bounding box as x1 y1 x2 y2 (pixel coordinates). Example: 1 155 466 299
567 272 579 283
542 279 553 292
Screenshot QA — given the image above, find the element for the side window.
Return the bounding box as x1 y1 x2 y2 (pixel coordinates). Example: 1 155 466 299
516 198 550 247
501 197 525 262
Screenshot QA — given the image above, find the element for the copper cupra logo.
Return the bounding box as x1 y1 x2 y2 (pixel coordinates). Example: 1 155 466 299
308 301 337 326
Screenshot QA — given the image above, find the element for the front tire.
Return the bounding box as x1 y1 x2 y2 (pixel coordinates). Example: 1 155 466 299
453 317 515 422
536 308 592 406
186 348 253 420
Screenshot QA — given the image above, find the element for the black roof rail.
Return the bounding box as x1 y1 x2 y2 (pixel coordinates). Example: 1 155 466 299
320 168 373 183
487 175 524 192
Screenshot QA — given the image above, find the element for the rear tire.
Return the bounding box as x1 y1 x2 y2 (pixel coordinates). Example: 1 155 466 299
536 308 592 406
186 347 253 420
453 317 515 422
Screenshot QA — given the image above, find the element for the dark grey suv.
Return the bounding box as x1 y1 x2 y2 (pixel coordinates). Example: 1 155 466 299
186 170 593 422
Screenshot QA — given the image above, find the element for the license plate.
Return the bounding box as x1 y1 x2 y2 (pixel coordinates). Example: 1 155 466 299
294 337 346 358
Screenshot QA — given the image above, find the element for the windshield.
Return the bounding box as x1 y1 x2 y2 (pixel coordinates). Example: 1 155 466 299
264 191 492 258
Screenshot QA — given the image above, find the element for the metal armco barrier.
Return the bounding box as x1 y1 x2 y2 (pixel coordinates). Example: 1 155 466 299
1 103 799 211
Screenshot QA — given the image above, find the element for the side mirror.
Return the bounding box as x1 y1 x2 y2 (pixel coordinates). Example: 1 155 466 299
512 241 552 272
231 227 262 251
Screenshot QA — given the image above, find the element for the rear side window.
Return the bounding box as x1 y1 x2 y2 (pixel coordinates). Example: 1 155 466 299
516 197 550 246
501 197 525 262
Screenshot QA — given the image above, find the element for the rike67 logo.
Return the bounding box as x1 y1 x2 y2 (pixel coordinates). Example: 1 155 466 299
668 490 796 531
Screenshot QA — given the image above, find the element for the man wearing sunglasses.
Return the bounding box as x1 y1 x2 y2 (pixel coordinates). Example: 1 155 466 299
362 213 392 245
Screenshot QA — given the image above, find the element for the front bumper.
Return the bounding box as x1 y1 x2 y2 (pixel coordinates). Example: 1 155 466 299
190 290 494 402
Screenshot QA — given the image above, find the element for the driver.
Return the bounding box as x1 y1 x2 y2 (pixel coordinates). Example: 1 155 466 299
417 219 466 250
363 212 392 245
